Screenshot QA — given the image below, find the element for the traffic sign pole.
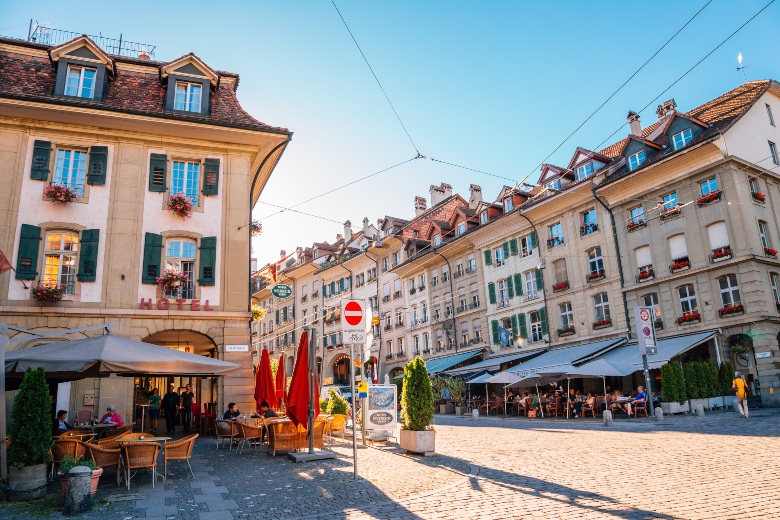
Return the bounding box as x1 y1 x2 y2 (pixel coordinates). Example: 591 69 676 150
634 307 656 416
350 341 358 479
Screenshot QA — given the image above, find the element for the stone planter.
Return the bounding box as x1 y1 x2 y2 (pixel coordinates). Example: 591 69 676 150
707 397 726 409
8 463 48 501
721 395 735 408
439 403 455 414
61 467 103 497
660 401 689 415
455 406 466 416
400 429 435 456
688 398 707 412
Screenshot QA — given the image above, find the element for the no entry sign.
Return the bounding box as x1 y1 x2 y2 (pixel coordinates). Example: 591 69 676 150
341 299 365 343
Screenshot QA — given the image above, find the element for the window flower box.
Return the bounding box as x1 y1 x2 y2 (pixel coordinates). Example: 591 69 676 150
637 268 654 283
552 281 570 293
730 344 749 356
660 206 682 221
580 223 598 236
627 219 646 232
696 190 722 206
654 318 664 330
711 247 732 263
418 285 426 291
166 192 194 219
669 257 690 273
676 311 701 325
776 301 780 313
586 270 606 283
43 184 78 204
765 248 777 258
547 237 564 249
156 269 189 293
718 303 745 318
409 287 416 295
31 283 65 303
752 191 766 203
557 326 576 337
592 319 612 330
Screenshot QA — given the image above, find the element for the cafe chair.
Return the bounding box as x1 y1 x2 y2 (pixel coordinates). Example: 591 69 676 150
164 434 198 480
633 400 649 417
327 414 348 442
581 399 597 419
51 439 86 479
122 442 161 490
236 423 264 454
545 397 560 418
266 420 301 457
215 420 238 450
84 442 123 486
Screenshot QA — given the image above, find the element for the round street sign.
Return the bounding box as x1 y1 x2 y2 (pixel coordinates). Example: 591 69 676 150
344 300 364 326
271 283 292 299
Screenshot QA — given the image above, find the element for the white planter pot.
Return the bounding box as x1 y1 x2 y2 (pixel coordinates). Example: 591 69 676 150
707 397 724 409
443 403 455 414
660 401 689 414
439 405 447 414
721 395 735 408
689 398 707 412
399 429 435 455
455 406 465 416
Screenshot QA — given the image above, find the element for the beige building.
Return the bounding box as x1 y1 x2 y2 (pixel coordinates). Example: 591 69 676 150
0 34 290 422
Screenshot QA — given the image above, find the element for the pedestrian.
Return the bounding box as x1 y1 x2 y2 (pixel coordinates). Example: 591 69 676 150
148 388 161 434
732 371 749 419
162 383 181 433
181 384 195 433
441 386 451 402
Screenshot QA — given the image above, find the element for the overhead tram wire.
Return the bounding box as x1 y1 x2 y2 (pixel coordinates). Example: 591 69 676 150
258 202 345 225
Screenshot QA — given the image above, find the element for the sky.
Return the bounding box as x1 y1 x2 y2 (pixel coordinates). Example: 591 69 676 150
2 1 779 266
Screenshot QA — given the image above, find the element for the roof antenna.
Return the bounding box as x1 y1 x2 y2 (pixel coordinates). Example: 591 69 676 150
737 53 750 84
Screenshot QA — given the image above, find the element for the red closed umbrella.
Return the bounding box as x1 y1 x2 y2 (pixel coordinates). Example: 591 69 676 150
254 348 276 411
286 331 318 430
275 354 286 410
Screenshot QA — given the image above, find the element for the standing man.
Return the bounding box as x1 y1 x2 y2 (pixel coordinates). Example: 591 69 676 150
181 384 195 433
162 383 181 433
733 371 749 419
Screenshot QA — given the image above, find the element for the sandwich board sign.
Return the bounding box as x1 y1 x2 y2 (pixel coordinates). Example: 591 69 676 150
364 385 397 431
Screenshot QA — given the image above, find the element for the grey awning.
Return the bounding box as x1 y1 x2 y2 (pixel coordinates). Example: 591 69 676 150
444 348 546 376
467 372 496 384
595 330 717 368
425 349 482 375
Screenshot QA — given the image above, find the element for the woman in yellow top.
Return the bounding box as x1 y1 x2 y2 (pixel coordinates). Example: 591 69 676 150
732 371 749 419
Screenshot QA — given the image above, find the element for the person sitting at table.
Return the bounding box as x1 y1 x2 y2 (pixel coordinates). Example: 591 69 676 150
580 392 596 417
99 404 124 428
629 386 647 415
609 391 625 415
260 401 278 419
53 410 73 434
223 402 244 420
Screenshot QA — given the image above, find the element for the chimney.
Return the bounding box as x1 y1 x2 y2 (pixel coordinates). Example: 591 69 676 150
627 111 642 136
469 184 483 209
656 99 677 120
336 233 343 242
138 48 151 60
279 249 286 259
362 217 370 236
296 246 303 260
414 196 427 215
441 183 453 199
343 220 352 242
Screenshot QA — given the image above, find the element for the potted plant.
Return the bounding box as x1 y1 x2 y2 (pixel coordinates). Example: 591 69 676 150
676 311 701 325
446 377 466 415
58 454 102 497
155 268 189 293
43 184 78 204
752 191 766 203
670 257 691 273
251 304 266 322
660 363 688 414
627 219 646 232
592 319 612 330
399 356 435 455
8 367 53 501
765 248 777 258
325 388 349 416
166 192 194 219
696 190 722 206
552 281 569 292
684 361 710 412
31 283 65 303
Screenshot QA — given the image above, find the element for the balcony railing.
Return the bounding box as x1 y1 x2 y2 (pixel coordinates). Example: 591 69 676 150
457 305 468 313
470 301 480 309
393 291 402 299
454 271 463 279
547 236 564 249
465 266 477 274
384 324 392 331
524 292 539 302
637 266 655 283
580 223 598 236
382 295 391 303
497 300 511 309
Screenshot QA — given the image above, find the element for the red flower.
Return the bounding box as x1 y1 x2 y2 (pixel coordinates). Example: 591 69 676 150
712 248 732 259
43 184 78 204
753 191 766 202
765 248 777 257
676 311 701 324
166 193 194 219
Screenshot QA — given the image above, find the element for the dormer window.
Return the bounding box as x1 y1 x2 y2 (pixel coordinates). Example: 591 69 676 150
174 82 203 112
546 178 561 190
433 234 441 246
628 150 646 171
65 65 96 99
457 222 466 235
479 211 488 225
576 163 593 180
503 198 514 212
672 128 692 150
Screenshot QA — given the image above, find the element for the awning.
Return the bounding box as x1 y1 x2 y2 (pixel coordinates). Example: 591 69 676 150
443 348 546 376
425 349 482 375
594 330 718 369
451 369 489 381
467 372 496 384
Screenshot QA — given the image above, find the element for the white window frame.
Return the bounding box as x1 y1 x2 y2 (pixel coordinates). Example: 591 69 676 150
520 236 532 257
53 149 88 197
433 234 441 246
672 128 693 150
593 292 610 322
64 65 96 98
642 293 662 321
678 285 697 314
457 222 466 235
174 81 202 112
576 162 593 180
718 274 741 307
172 160 201 206
769 141 779 165
480 211 489 225
766 103 776 127
524 270 537 294
559 302 573 329
628 150 646 170
497 279 509 306
588 247 604 276
164 239 197 299
759 221 772 249
549 223 563 246
529 311 543 342
663 192 678 210
700 177 719 195
42 231 79 295
771 273 780 304
504 197 514 212
494 247 505 267
630 206 644 225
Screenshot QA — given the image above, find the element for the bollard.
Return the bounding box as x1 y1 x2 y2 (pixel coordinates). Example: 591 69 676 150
654 407 664 422
602 410 613 427
694 404 705 417
471 409 479 421
64 466 92 515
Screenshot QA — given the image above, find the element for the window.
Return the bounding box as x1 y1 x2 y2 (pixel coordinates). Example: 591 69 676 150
529 311 543 342
576 162 593 180
423 333 430 351
174 81 202 112
582 208 597 234
559 302 573 329
636 246 652 269
668 234 688 261
392 252 400 266
546 178 561 190
642 293 661 321
461 322 469 344
593 293 610 322
386 340 393 356
719 275 741 307
678 285 697 314
587 247 604 276
480 211 489 225
520 236 533 257
628 150 646 170
53 149 88 197
503 197 514 212
64 65 96 98
630 206 644 225
458 290 467 311
524 270 537 294
172 161 200 206
672 128 693 150
42 231 79 295
165 239 196 298
707 222 729 250
467 254 476 272
770 141 779 165
393 279 401 296
553 258 568 285
413 336 420 354
756 222 772 255
397 337 404 354
442 266 449 281
494 247 505 267
700 177 719 195
767 103 776 127
457 222 466 235
455 262 464 276
411 306 418 325
472 318 482 341
548 223 563 247
663 192 678 210
433 234 441 246
497 279 509 306
749 177 759 195
421 302 428 320
771 273 780 304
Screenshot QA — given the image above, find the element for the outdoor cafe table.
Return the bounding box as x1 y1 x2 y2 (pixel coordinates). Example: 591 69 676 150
75 422 116 438
116 436 172 479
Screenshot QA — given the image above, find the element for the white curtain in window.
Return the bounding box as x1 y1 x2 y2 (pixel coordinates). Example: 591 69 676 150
635 246 652 267
668 234 688 260
707 222 729 249
461 322 468 333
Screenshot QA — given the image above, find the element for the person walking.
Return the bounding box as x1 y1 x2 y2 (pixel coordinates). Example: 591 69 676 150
162 383 181 433
732 371 749 419
148 388 161 434
181 384 195 433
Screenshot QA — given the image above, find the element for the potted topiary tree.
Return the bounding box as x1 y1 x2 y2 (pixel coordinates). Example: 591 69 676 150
447 377 467 415
685 361 708 412
399 356 435 455
8 367 53 501
718 361 736 409
660 362 688 414
702 361 722 409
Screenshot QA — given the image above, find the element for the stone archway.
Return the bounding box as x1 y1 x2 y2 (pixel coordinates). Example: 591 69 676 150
332 354 351 386
728 333 753 370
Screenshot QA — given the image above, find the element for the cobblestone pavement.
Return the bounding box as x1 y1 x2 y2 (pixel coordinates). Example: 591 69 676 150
3 408 779 519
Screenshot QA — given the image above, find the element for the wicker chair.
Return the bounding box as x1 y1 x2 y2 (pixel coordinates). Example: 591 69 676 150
163 434 198 480
122 442 161 490
235 423 264 454
633 400 648 417
51 439 86 479
215 420 238 450
581 398 597 419
117 432 146 440
266 420 302 456
76 410 93 424
545 397 560 418
327 414 348 441
84 442 123 486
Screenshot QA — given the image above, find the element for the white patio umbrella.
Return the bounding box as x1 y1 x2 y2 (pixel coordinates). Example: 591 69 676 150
567 359 640 402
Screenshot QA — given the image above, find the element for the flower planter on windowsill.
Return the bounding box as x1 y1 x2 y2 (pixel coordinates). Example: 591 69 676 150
752 191 766 204
654 319 664 330
637 271 654 283
660 207 682 221
552 281 569 293
44 184 78 204
592 320 612 330
31 284 65 303
765 248 777 258
711 248 732 263
676 312 701 326
627 220 646 233
557 327 575 337
696 190 722 206
669 258 691 273
718 304 745 318
166 193 194 219
586 272 606 284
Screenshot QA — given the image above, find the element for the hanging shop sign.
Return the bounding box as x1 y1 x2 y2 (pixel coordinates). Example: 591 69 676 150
271 284 293 299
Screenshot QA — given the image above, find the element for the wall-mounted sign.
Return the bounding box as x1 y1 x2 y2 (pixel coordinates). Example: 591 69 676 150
139 298 214 311
226 344 249 352
271 284 292 299
756 351 772 359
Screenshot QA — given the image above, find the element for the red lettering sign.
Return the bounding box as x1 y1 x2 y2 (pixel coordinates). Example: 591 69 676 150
175 298 186 310
191 299 200 311
137 298 215 311
157 298 170 310
139 298 153 310
204 300 213 311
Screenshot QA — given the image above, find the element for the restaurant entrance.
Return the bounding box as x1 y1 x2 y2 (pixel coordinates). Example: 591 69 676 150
333 354 351 385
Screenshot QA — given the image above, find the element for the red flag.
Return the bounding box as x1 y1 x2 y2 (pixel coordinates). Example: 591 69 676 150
286 331 318 429
0 251 12 275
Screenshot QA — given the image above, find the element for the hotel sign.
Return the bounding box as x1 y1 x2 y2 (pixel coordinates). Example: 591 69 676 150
271 283 292 299
139 298 215 311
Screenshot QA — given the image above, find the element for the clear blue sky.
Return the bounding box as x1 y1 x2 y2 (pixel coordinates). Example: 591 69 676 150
3 1 778 265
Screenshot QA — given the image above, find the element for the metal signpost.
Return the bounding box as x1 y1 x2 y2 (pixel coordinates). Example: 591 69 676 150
341 299 366 479
634 306 657 415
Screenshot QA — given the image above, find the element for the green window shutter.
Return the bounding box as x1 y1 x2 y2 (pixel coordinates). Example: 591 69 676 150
330 281 336 294
141 232 163 284
275 309 280 324
509 238 518 256
540 307 549 334
518 313 527 339
535 268 543 292
322 308 327 318
491 320 500 344
513 273 523 296
502 241 510 258
483 249 492 265
87 146 108 185
148 153 167 192
282 306 288 321
488 282 496 304
510 314 518 338
15 224 41 280
339 278 344 291
322 283 326 296
529 231 538 249
77 229 100 282
198 236 217 286
507 278 515 299
30 140 51 181
324 336 329 347
292 331 296 344
202 158 220 196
